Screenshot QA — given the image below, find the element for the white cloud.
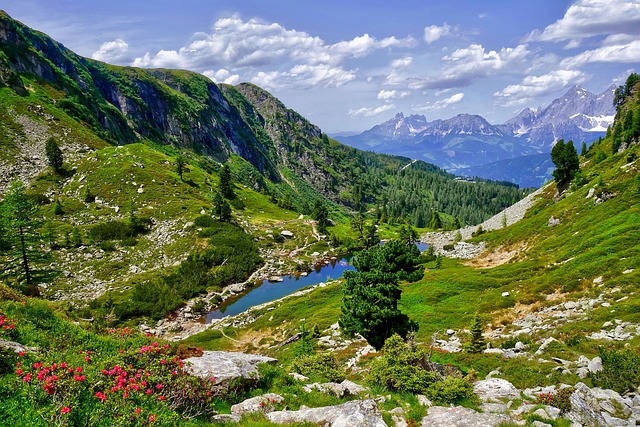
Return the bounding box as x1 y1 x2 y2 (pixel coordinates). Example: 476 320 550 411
288 64 356 88
493 69 587 106
377 90 410 101
131 15 413 90
92 38 130 63
413 92 464 112
202 69 240 85
348 104 396 117
391 56 413 68
411 44 530 89
424 23 451 44
528 0 640 43
560 39 640 68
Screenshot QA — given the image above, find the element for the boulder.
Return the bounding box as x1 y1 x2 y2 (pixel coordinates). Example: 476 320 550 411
231 393 284 415
0 339 37 354
474 378 520 402
280 230 294 238
303 379 368 397
421 405 511 426
566 383 608 427
266 399 386 427
184 351 277 383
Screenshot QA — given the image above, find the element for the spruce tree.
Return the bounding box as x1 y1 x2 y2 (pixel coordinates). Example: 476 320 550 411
467 313 486 353
219 163 234 199
45 137 63 173
551 139 580 187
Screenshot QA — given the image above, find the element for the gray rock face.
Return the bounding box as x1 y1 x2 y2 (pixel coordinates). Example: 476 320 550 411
184 351 276 383
421 405 511 426
266 399 386 427
474 378 521 402
567 383 608 427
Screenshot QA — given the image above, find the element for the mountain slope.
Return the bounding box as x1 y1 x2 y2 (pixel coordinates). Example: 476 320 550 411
0 10 525 227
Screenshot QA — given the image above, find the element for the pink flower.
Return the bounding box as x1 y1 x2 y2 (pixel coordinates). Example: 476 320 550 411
18 351 26 357
149 414 156 423
61 406 71 414
146 389 153 395
135 407 142 414
15 369 22 375
84 356 91 362
155 383 163 390
94 391 107 402
158 395 166 401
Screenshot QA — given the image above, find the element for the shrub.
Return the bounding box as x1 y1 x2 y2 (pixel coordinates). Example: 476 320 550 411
367 334 437 394
99 241 116 252
536 387 572 414
88 217 151 243
443 243 455 251
193 215 215 228
289 353 344 383
593 348 640 394
425 377 477 406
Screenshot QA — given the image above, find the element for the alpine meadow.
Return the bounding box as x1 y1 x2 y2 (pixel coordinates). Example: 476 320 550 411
0 9 639 427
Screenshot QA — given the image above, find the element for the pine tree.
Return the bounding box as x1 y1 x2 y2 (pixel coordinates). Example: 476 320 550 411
467 313 486 353
0 181 48 295
45 137 63 173
175 156 186 180
219 163 234 199
339 240 420 350
313 200 329 234
551 139 580 187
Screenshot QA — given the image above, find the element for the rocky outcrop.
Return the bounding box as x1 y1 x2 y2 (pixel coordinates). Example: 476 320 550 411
474 378 521 402
230 393 284 415
183 351 276 383
421 405 511 426
266 399 387 427
302 379 368 397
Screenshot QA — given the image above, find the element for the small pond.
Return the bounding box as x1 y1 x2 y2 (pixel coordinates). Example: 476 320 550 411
206 242 430 322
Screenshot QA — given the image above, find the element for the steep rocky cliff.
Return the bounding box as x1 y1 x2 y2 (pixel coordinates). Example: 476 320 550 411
0 11 278 180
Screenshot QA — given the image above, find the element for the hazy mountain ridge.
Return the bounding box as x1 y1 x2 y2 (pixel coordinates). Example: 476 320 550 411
337 85 616 186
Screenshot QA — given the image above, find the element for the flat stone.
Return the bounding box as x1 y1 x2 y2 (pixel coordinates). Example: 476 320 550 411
474 378 521 402
231 393 284 415
267 399 386 427
184 351 277 384
422 405 511 426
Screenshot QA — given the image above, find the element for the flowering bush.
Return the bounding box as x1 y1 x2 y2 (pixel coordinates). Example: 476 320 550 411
0 300 229 426
535 388 572 413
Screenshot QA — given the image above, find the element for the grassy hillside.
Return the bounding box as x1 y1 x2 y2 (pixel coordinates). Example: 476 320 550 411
185 87 640 390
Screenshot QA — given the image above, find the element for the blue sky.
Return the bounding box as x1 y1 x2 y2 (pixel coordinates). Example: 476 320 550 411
3 0 640 132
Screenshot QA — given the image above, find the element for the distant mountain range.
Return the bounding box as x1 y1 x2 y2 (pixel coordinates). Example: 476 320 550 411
334 85 616 187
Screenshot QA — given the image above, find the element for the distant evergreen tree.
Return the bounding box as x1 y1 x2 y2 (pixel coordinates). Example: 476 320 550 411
175 156 186 180
45 137 63 173
551 139 580 187
313 200 330 234
581 141 587 156
212 192 232 222
467 313 486 353
430 211 442 230
219 163 234 199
